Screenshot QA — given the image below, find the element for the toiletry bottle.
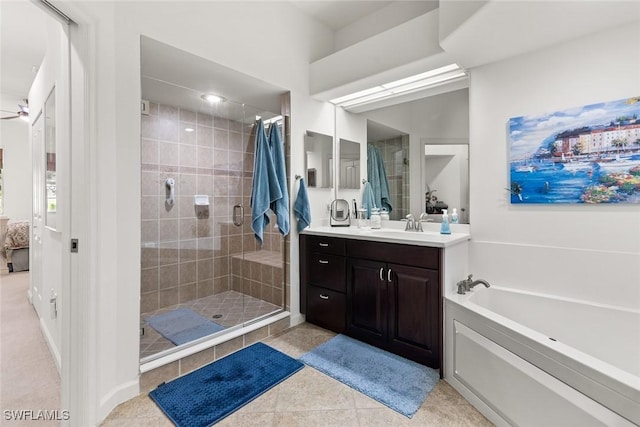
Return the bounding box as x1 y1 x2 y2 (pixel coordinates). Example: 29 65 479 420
451 208 459 224
440 209 451 235
370 208 381 229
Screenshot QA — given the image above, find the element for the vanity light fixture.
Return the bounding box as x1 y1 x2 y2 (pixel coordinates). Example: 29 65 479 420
201 93 226 103
330 63 467 109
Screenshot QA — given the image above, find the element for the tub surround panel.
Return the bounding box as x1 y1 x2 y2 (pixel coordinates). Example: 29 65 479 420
469 240 640 310
445 293 639 426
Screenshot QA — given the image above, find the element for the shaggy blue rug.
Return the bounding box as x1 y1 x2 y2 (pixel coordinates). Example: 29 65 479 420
299 334 439 418
150 342 304 426
146 307 224 346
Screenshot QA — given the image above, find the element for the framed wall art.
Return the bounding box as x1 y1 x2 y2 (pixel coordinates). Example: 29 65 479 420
509 96 640 203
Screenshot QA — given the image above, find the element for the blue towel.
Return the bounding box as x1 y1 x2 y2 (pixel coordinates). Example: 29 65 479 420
294 178 311 232
361 182 376 219
268 122 290 236
251 120 282 245
367 145 393 214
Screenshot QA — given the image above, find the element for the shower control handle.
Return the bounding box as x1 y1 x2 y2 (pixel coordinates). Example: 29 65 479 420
233 204 244 226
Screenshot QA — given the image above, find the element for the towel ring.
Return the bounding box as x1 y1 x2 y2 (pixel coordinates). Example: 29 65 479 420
295 174 302 180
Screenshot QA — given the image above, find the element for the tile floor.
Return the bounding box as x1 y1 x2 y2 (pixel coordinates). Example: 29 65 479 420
105 323 493 426
140 290 282 359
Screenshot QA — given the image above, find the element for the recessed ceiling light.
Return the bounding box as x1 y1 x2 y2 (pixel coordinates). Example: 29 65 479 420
184 127 195 132
201 94 226 103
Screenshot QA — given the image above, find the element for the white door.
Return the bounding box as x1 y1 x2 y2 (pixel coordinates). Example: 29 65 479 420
30 112 44 316
29 18 71 373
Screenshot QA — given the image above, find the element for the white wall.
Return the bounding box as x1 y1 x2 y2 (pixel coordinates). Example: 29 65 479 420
0 94 31 220
468 22 640 309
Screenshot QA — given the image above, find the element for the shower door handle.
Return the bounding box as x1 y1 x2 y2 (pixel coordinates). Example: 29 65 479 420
233 204 244 226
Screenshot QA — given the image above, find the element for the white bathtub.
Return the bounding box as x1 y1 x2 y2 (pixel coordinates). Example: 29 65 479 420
445 286 640 426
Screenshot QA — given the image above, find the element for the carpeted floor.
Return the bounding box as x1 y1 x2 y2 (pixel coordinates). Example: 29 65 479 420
0 271 61 426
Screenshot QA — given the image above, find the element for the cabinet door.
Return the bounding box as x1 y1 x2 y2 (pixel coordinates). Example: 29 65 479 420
346 258 387 347
387 263 440 368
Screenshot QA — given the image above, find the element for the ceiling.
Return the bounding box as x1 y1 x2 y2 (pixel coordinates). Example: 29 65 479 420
1 0 405 117
0 0 49 103
289 1 394 31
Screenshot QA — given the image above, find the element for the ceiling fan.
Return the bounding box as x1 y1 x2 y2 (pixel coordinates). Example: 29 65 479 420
1 101 29 122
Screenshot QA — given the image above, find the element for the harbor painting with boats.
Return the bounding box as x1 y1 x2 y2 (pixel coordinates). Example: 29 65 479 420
509 96 640 203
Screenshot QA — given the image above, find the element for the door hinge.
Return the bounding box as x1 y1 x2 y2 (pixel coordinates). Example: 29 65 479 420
70 238 79 253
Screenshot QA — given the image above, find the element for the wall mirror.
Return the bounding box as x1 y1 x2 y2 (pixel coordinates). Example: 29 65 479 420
338 139 360 190
304 130 333 188
44 88 57 230
335 88 470 223
423 143 469 223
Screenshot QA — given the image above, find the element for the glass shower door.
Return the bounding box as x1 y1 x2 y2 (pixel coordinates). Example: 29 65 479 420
234 105 285 326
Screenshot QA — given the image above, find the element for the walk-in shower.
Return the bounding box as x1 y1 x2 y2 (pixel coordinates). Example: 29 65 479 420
139 37 288 362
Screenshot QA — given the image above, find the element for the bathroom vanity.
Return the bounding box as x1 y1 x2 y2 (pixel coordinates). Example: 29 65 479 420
300 225 470 371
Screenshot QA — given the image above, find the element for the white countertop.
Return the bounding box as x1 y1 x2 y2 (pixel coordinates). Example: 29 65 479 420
300 222 470 248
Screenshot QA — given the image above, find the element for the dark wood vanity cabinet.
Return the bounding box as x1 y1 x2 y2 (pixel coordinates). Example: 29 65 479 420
300 234 442 369
300 235 347 333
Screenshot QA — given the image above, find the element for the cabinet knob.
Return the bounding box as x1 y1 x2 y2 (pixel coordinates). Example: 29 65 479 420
318 259 329 264
319 294 329 300
318 243 329 247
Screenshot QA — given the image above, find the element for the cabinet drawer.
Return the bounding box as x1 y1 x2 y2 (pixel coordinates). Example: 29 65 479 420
346 240 440 270
308 253 346 292
307 286 345 333
305 235 346 255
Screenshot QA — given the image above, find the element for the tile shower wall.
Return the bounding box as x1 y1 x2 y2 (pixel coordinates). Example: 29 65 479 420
370 136 410 220
140 101 283 314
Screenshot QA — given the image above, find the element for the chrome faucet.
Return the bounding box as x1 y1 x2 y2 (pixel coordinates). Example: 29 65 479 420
404 214 415 231
456 274 491 294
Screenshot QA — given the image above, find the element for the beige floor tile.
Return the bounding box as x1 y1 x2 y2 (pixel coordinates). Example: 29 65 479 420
356 407 414 427
424 380 470 407
107 394 165 419
264 323 335 358
102 322 493 426
274 367 356 412
412 403 493 426
216 411 275 427
273 409 360 427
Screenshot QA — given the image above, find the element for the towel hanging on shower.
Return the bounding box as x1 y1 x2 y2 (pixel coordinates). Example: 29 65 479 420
367 145 392 214
250 119 281 245
268 121 290 236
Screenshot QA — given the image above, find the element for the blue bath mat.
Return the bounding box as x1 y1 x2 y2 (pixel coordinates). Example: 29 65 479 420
299 334 439 418
149 342 304 426
146 307 224 346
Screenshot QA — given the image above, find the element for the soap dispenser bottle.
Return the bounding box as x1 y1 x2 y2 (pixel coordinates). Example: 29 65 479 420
451 208 459 224
440 209 451 235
